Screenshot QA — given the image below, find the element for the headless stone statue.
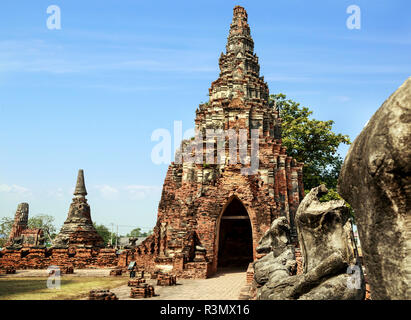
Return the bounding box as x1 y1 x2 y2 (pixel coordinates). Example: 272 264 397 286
338 77 411 300
254 217 297 294
255 185 365 300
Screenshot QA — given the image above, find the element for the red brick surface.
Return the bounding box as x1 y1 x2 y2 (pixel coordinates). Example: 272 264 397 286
119 6 305 279
0 247 118 269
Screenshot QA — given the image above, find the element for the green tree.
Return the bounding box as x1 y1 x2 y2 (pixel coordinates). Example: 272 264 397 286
28 214 57 245
318 188 355 222
0 214 57 247
127 228 148 238
270 93 351 190
0 217 14 247
93 223 114 245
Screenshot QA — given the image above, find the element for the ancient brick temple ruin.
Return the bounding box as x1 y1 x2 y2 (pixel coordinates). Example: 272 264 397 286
53 169 105 248
120 6 304 278
0 170 117 270
6 203 45 248
1 6 304 279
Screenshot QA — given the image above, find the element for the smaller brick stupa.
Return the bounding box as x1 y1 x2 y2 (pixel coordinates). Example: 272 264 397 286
53 169 104 248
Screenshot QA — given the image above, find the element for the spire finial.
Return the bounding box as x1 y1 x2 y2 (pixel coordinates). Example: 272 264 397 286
226 5 252 53
74 169 87 196
233 6 247 19
231 6 249 28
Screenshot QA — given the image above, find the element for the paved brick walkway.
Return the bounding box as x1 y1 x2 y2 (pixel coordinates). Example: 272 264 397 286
112 268 247 300
5 268 247 300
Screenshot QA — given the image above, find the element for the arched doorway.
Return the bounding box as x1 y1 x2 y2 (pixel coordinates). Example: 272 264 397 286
217 197 253 269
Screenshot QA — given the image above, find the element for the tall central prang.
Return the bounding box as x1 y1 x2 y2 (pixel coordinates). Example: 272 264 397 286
119 6 305 279
197 6 279 138
210 6 269 106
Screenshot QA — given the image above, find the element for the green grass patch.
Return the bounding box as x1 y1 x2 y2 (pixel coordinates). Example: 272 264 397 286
0 276 127 300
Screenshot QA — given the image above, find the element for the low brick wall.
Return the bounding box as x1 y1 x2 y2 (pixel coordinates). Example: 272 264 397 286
0 247 119 269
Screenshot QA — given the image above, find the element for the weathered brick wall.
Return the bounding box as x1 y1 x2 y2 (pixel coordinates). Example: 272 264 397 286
0 171 114 271
117 247 157 272
125 6 305 278
142 143 304 276
0 247 118 269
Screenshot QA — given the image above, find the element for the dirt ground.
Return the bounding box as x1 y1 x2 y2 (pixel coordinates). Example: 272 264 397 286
0 267 247 300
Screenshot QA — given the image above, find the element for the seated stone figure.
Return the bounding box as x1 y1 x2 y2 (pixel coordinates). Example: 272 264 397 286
256 185 365 300
254 217 297 296
38 235 45 246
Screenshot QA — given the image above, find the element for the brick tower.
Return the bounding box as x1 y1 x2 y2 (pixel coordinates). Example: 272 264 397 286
53 169 104 248
123 6 304 278
7 203 29 245
6 203 45 248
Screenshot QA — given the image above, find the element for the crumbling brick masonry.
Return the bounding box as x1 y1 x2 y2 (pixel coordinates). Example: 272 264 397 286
119 6 304 279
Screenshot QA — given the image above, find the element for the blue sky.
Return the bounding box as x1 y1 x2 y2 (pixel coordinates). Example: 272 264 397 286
0 0 410 235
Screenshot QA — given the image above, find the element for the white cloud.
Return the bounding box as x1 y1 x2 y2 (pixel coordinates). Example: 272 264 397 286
0 184 31 195
334 95 351 102
43 184 161 200
124 185 161 200
84 84 172 92
0 39 217 75
95 184 119 200
47 187 65 198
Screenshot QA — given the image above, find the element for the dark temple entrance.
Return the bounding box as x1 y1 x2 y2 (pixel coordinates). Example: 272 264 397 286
217 198 253 269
